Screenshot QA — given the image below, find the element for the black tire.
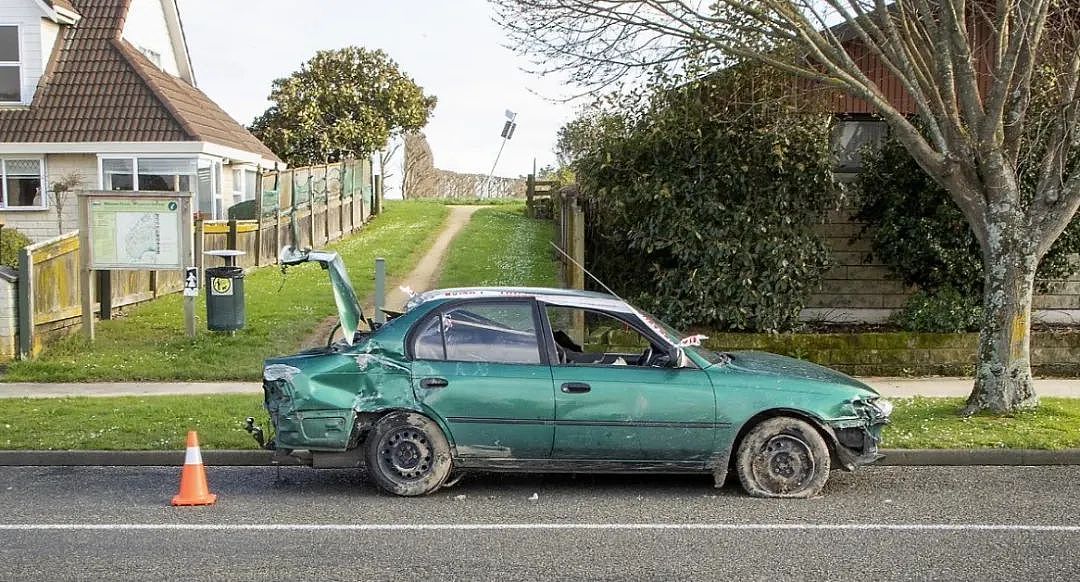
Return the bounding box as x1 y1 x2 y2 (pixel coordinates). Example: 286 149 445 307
364 412 452 496
735 416 831 498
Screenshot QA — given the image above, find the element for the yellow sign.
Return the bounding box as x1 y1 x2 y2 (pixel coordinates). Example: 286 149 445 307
210 277 233 296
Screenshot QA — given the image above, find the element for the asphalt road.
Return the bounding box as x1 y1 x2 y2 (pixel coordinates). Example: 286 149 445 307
0 465 1077 581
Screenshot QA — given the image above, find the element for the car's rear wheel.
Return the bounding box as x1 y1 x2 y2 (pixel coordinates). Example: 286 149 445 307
735 416 830 498
364 412 452 496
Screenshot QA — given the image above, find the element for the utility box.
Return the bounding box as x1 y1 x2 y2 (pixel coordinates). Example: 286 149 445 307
205 266 245 331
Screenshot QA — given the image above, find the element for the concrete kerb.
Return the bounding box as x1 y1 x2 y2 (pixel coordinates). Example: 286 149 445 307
2 449 1080 467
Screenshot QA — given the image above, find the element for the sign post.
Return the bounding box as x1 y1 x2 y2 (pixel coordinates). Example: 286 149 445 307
77 192 195 340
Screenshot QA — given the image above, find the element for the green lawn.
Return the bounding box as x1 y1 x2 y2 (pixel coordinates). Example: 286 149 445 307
0 394 263 450
3 394 1078 451
2 201 449 382
883 396 1080 449
437 204 559 288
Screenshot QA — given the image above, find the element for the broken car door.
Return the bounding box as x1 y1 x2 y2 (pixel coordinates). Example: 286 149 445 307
410 300 556 459
545 305 717 463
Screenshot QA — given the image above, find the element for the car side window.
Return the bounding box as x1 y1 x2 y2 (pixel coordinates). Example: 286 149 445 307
412 302 541 365
412 315 445 360
545 305 663 367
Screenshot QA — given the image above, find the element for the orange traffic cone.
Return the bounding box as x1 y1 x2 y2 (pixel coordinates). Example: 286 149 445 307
171 431 217 506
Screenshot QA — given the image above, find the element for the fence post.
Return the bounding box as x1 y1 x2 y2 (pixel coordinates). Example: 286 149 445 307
227 219 238 250
194 219 205 283
571 195 585 291
307 174 315 248
254 172 264 267
570 194 586 344
526 174 535 218
374 257 386 324
17 247 33 359
97 271 112 320
373 175 382 216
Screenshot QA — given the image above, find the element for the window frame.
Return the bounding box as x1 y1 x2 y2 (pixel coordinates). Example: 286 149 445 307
831 115 889 173
230 166 259 205
540 303 677 369
406 298 550 366
0 23 23 105
97 154 200 192
0 156 47 211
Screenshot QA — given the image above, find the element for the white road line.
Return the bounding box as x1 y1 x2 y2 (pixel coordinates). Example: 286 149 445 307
0 523 1077 532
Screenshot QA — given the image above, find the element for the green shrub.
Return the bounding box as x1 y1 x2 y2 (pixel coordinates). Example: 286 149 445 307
573 69 839 332
0 228 31 268
890 287 982 333
855 124 1080 296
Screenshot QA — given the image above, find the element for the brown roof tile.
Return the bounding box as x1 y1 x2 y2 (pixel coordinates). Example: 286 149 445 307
0 0 280 163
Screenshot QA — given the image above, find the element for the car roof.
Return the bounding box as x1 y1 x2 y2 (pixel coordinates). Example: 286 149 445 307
406 286 635 314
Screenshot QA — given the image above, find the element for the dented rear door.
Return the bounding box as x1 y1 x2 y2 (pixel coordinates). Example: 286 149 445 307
410 300 556 459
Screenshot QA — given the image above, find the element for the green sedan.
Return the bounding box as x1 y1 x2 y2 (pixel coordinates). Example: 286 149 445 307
253 249 891 498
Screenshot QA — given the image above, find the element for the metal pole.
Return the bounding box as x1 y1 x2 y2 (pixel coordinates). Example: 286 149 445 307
374 257 386 324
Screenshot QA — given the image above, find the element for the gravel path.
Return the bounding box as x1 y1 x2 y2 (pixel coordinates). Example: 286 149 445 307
299 205 484 348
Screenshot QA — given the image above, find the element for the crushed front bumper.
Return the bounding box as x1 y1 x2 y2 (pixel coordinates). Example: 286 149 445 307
829 398 892 470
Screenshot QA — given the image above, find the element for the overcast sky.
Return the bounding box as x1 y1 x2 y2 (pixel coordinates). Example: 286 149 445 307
178 0 576 178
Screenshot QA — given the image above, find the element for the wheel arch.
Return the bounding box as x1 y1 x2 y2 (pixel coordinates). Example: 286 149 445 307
353 406 458 450
728 408 842 471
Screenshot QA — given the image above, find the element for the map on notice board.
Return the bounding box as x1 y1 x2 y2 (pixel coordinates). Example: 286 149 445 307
89 198 182 269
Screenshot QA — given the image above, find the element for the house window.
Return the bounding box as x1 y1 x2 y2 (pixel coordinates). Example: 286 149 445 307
832 118 888 172
0 158 45 209
231 168 259 205
0 25 20 103
101 157 197 192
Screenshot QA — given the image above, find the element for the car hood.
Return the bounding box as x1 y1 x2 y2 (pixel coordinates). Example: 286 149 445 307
280 247 363 344
720 351 878 395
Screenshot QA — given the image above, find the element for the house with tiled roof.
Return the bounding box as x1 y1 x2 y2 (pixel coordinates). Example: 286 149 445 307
0 0 282 241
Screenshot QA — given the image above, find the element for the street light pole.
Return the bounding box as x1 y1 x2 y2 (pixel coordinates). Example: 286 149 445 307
483 110 517 198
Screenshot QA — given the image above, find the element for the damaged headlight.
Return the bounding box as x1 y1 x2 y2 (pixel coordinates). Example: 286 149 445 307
852 397 893 423
264 364 302 383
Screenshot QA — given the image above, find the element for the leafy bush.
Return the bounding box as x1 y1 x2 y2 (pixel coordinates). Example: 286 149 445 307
890 287 982 333
573 69 840 332
855 125 1080 297
0 228 31 269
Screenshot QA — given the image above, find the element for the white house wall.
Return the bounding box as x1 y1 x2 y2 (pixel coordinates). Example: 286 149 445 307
0 1 48 106
121 0 181 78
39 17 57 70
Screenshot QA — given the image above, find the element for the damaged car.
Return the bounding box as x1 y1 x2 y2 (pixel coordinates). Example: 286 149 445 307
250 247 891 498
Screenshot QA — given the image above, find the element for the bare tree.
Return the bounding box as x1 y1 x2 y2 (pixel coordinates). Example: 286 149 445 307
49 171 84 235
403 132 438 198
492 0 1080 414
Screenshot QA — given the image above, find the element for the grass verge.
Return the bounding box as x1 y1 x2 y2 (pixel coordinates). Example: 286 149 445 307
883 396 1080 449
2 201 449 382
437 204 558 288
3 395 1079 451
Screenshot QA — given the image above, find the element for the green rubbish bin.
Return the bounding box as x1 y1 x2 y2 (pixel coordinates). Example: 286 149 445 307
205 266 245 331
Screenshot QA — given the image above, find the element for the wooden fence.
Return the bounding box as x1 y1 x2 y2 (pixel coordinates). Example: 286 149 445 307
547 185 586 292
15 159 379 358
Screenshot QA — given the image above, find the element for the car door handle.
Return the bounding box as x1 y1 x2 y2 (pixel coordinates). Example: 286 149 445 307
419 377 449 389
561 382 591 394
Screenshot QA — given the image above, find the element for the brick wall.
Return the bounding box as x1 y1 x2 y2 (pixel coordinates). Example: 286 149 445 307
801 201 1080 324
706 331 1080 377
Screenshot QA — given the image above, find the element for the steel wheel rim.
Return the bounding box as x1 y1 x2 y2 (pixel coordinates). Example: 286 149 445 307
378 427 434 482
752 434 816 493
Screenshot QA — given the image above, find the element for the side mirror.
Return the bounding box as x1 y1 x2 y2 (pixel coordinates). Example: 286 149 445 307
652 347 682 368
668 346 686 368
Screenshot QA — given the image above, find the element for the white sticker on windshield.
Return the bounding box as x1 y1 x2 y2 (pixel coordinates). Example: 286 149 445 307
679 334 709 347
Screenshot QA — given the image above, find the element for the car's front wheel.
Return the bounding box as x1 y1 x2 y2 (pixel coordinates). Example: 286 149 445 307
364 412 452 496
735 416 831 498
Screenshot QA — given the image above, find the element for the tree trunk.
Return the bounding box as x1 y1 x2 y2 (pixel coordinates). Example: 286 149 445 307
963 239 1040 415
